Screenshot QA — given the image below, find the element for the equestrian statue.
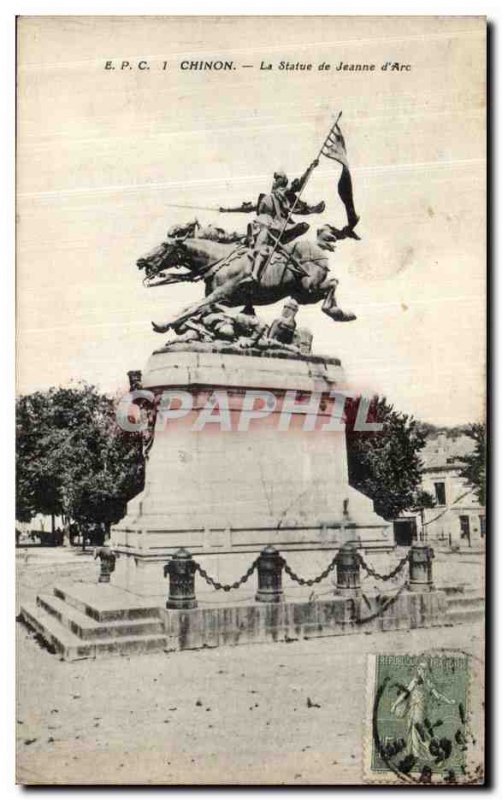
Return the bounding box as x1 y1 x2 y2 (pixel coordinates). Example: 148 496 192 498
136 113 362 344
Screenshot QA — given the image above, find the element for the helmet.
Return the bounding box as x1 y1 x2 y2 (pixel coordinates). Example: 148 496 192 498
284 298 299 312
272 170 288 189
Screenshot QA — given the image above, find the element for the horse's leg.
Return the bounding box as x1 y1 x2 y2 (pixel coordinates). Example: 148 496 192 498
153 275 245 332
281 254 355 324
321 277 357 322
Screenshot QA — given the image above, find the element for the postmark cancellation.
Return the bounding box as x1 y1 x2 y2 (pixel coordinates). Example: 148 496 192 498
364 651 484 785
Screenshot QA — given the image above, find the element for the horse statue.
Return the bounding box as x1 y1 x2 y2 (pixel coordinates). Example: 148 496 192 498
136 221 356 332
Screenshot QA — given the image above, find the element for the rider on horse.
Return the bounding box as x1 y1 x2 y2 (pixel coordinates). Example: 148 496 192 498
220 161 325 284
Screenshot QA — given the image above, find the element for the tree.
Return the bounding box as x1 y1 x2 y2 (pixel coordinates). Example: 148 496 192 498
16 390 62 525
458 422 486 506
16 384 144 531
345 396 428 521
409 489 436 540
410 489 436 511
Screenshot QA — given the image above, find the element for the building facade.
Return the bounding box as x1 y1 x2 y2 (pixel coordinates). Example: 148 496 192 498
395 432 485 549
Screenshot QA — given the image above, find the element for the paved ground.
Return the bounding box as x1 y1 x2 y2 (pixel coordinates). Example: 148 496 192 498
16 549 485 785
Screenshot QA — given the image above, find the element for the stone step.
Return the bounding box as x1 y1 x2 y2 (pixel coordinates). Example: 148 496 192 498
52 582 161 622
37 594 164 640
20 602 91 660
445 607 485 625
445 594 484 609
438 584 478 596
20 603 169 661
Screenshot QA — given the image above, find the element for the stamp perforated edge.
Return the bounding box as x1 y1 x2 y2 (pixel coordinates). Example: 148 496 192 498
363 649 485 786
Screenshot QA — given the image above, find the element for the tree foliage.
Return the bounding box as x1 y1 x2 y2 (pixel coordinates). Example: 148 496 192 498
457 422 486 506
16 384 144 526
346 396 427 520
410 489 436 511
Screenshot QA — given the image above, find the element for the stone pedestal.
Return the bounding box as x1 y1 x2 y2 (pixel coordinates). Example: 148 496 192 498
409 544 435 592
111 349 392 596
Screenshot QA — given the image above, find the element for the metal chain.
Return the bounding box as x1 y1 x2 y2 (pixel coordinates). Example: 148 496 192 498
193 558 259 592
357 551 410 582
281 554 338 587
355 582 409 624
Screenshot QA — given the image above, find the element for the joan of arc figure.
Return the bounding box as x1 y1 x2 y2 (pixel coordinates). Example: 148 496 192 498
220 161 325 283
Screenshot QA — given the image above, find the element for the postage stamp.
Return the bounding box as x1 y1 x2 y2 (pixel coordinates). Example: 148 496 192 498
364 652 484 785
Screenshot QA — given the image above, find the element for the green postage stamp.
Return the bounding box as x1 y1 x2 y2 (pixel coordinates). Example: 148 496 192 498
365 652 484 785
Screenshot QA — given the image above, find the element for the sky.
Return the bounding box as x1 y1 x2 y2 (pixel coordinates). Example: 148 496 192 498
16 15 486 424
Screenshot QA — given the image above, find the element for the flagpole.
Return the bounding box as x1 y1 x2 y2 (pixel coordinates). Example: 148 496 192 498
315 110 343 163
167 113 341 217
277 110 343 232
257 111 343 276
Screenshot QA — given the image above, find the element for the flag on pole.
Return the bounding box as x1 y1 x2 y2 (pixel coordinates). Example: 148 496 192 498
321 121 360 235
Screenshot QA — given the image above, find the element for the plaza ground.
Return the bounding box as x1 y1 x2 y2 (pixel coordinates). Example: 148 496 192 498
16 547 485 785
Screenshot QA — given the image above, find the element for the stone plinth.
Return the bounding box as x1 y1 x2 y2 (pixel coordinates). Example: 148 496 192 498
160 590 448 652
20 581 452 660
111 350 392 596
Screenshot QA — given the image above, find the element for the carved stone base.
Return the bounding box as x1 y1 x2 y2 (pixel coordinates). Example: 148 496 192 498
111 350 392 596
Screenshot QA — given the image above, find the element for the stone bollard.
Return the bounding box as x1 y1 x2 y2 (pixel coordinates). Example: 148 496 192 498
334 542 361 596
255 546 284 603
164 548 198 609
409 544 434 592
94 547 116 583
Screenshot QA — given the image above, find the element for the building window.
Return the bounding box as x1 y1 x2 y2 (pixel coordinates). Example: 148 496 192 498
460 515 471 542
434 482 446 506
479 515 486 538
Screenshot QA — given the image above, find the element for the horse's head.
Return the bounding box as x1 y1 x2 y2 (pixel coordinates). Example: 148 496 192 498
136 239 192 286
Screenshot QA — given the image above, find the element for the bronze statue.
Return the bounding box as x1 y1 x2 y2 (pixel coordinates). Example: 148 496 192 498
156 298 315 356
267 299 314 355
166 304 268 347
142 223 355 335
268 298 299 346
220 161 325 284
167 219 245 244
137 115 361 341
